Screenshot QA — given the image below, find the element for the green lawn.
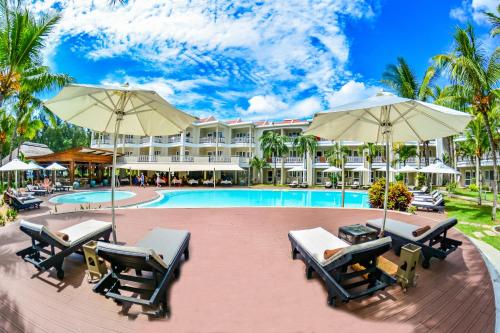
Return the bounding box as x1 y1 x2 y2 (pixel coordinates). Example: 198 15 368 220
452 188 498 203
445 197 500 250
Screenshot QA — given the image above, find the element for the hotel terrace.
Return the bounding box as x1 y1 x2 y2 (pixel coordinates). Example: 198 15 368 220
90 115 496 187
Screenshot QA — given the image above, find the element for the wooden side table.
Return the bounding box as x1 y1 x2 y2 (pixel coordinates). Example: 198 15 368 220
83 240 108 283
338 224 378 245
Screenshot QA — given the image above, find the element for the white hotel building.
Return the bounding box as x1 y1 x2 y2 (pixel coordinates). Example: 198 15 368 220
90 116 496 188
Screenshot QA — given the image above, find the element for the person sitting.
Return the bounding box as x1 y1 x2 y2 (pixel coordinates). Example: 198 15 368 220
41 177 53 193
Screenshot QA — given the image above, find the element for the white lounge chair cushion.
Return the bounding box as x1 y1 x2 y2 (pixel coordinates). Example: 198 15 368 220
290 227 392 267
289 227 350 266
96 242 168 269
58 219 112 246
367 218 452 242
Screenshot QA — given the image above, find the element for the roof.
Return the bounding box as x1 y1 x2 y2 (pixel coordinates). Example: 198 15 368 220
1 142 54 165
31 146 121 164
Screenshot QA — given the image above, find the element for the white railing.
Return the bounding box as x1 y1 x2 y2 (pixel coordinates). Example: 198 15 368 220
118 155 243 165
346 156 363 163
231 137 254 144
314 156 328 163
199 137 225 144
270 157 303 163
168 135 182 143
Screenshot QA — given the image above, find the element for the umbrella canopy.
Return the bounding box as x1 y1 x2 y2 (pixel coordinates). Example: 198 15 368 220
322 166 342 173
350 165 370 172
27 161 44 170
0 159 31 171
398 165 419 173
419 161 460 175
306 92 471 142
45 162 67 171
288 166 305 172
376 166 398 172
44 84 196 243
306 92 471 234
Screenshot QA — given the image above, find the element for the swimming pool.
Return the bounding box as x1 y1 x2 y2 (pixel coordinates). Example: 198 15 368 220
141 189 369 208
50 191 136 204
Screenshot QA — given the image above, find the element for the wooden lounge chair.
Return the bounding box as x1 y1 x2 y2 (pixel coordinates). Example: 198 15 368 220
289 227 395 306
54 182 72 192
288 180 298 188
26 184 48 196
366 218 462 269
93 228 190 316
5 192 43 211
17 219 112 279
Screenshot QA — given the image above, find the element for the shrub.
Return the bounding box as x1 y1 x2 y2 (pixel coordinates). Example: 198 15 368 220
407 205 417 214
468 183 479 192
368 178 413 212
446 182 458 193
416 173 426 188
6 208 17 221
0 214 4 227
395 173 404 182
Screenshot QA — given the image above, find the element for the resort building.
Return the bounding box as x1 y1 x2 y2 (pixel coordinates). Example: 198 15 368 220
87 116 476 187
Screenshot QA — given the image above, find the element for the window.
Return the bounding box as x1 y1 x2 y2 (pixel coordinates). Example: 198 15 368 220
154 150 161 156
484 170 494 181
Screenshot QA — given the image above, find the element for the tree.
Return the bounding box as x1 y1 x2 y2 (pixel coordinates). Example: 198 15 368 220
292 134 318 184
360 142 381 183
434 24 499 220
249 156 269 184
382 57 437 171
0 110 12 161
0 0 62 106
485 5 500 37
36 122 90 152
465 116 490 205
394 144 417 166
326 142 349 206
259 131 289 185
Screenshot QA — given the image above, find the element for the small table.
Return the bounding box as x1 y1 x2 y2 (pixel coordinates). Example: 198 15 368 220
83 240 108 283
338 224 378 245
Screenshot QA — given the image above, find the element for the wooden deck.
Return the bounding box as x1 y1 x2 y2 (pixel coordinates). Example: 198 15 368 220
0 207 495 332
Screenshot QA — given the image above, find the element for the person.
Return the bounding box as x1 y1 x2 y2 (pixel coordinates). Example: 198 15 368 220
140 173 145 187
156 173 161 188
42 177 53 193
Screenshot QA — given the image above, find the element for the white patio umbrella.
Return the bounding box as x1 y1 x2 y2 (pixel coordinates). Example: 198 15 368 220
45 162 67 184
44 84 196 243
351 165 370 185
376 166 398 173
397 165 419 173
306 92 471 234
27 161 44 184
419 161 460 175
0 159 31 188
322 166 342 173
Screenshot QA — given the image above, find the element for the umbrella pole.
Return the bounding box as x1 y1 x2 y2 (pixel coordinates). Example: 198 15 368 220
381 135 390 237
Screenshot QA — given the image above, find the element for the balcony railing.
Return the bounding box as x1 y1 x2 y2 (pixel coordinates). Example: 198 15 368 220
231 137 254 144
269 157 303 164
199 137 226 144
118 155 244 165
346 156 363 163
315 156 328 163
168 135 182 143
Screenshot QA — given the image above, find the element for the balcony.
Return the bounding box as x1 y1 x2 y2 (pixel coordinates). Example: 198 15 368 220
117 154 244 166
231 137 254 144
346 156 363 163
199 137 225 144
314 156 328 164
168 135 182 143
269 157 303 164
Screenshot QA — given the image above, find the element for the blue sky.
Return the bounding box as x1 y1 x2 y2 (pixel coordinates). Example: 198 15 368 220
34 0 496 121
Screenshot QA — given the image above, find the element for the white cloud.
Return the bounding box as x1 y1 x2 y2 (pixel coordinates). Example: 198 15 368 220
326 80 381 108
238 95 322 120
450 0 497 25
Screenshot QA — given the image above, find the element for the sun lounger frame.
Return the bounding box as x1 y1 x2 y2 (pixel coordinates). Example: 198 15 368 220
16 223 112 279
366 218 462 269
5 192 42 210
288 233 396 306
93 231 190 316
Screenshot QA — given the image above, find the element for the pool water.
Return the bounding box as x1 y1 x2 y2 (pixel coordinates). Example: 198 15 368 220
50 191 136 204
141 189 369 208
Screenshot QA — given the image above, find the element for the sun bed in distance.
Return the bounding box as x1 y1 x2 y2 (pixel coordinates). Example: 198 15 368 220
5 192 43 210
288 180 298 188
26 184 48 196
366 218 462 268
187 179 199 186
410 185 428 194
299 182 308 188
324 181 333 189
220 179 232 186
289 227 395 306
203 179 214 186
411 194 445 212
54 182 72 192
351 181 360 189
93 228 190 316
17 219 112 279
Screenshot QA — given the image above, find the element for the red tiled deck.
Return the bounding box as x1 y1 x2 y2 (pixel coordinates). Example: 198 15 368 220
0 207 495 332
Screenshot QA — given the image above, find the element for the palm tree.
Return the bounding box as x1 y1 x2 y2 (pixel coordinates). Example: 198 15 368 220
259 131 289 185
249 156 269 184
394 144 418 166
434 24 499 220
485 5 500 37
293 134 318 184
8 66 72 161
326 142 349 206
0 0 62 106
360 143 381 183
465 116 490 205
382 57 437 170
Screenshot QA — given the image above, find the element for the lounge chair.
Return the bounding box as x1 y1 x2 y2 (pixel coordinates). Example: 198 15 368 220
54 182 72 192
366 218 462 268
203 179 214 186
26 184 48 196
220 179 232 186
324 181 333 189
288 180 298 188
5 192 42 211
411 194 445 212
351 181 360 189
299 182 308 188
93 228 190 316
336 181 343 189
17 219 112 279
410 185 428 194
289 227 396 306
187 179 199 186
